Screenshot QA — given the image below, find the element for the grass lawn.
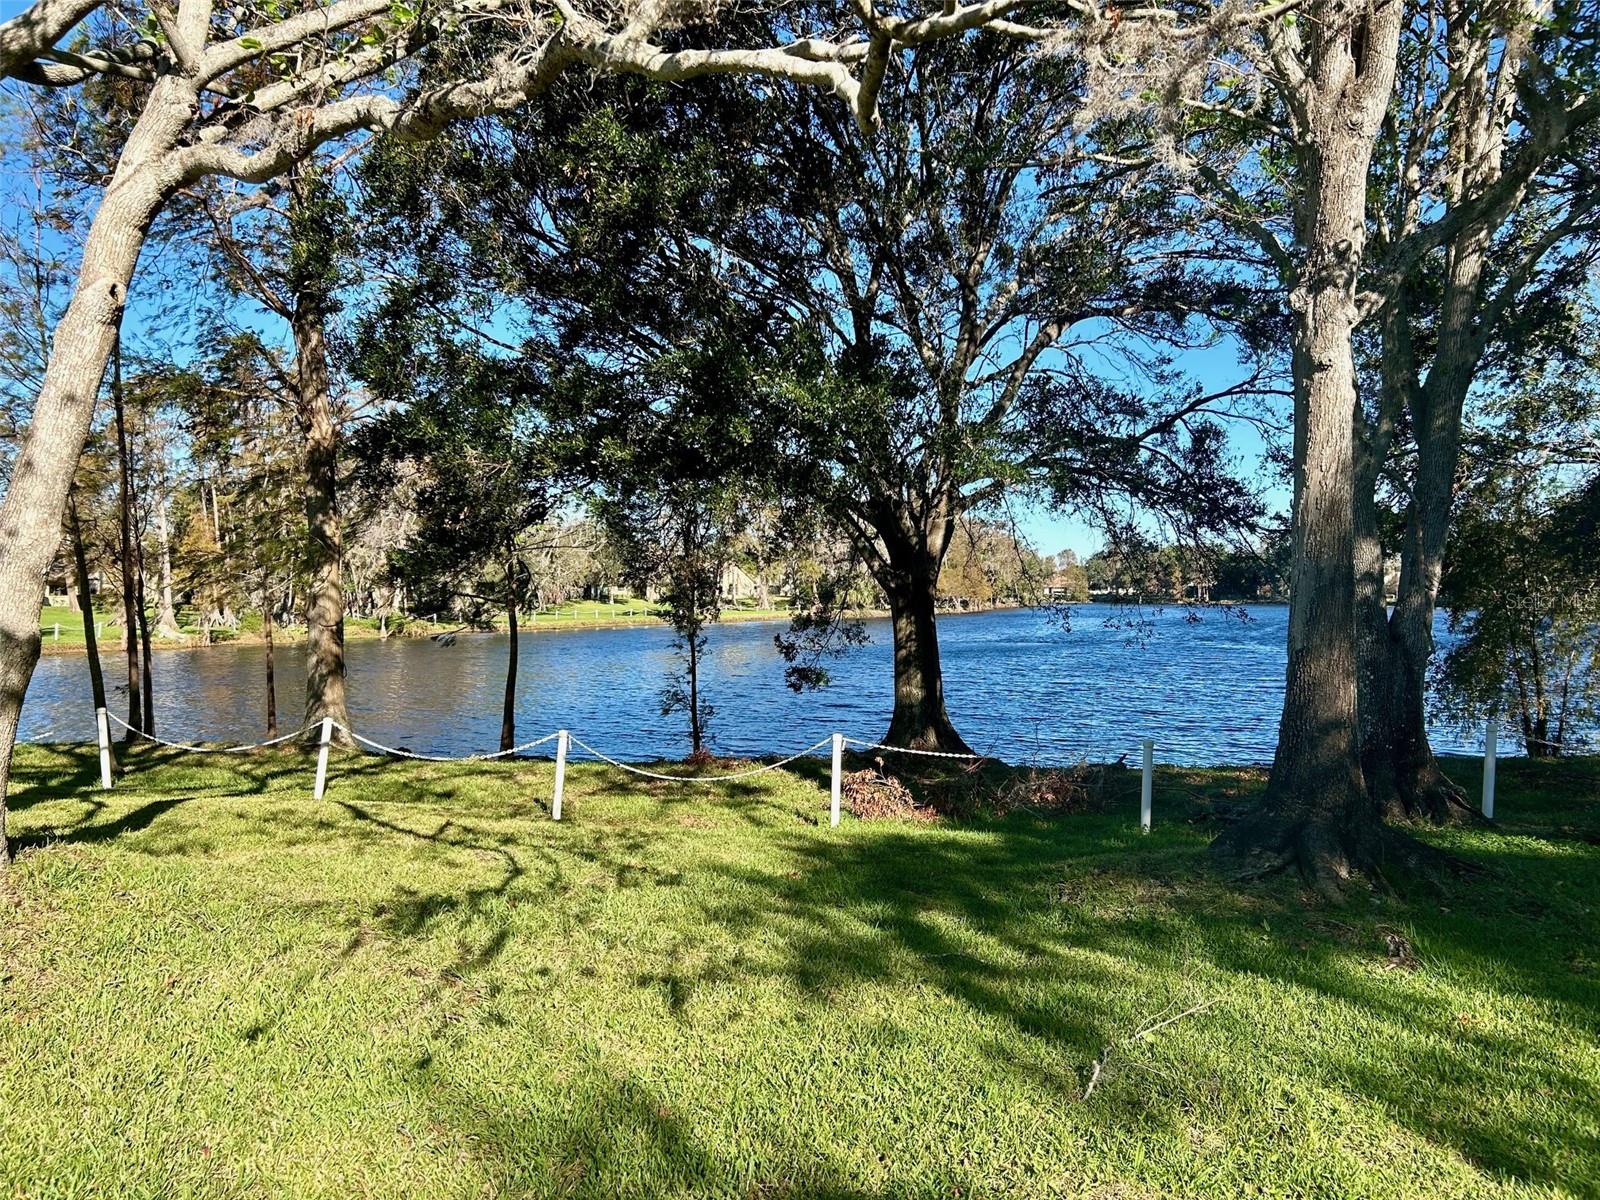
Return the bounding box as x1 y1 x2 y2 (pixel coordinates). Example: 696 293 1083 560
37 604 93 647
2 746 1597 1199
36 601 798 652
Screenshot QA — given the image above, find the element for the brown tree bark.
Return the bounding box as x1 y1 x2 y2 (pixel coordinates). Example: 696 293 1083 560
867 508 973 756
289 216 353 745
500 558 518 753
1212 0 1405 895
111 327 144 744
68 490 110 716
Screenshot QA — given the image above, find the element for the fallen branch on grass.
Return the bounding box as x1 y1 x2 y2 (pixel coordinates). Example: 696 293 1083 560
1082 998 1220 1100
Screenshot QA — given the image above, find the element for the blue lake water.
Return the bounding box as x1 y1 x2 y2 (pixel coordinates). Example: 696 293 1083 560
18 604 1487 765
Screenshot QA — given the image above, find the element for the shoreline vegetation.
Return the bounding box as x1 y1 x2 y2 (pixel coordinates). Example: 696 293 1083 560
35 596 1276 656
34 597 1051 655
2 745 1595 1197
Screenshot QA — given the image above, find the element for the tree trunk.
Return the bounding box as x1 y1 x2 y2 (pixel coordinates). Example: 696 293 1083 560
0 78 190 861
500 564 518 753
878 542 973 756
134 530 154 736
68 491 110 715
263 593 278 738
111 329 144 744
154 491 179 634
290 180 352 744
1212 5 1404 894
687 628 704 758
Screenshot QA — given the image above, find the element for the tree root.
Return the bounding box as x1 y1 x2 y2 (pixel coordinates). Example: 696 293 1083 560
1212 805 1484 901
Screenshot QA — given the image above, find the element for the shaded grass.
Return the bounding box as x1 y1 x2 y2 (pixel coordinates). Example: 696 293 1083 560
2 745 1597 1198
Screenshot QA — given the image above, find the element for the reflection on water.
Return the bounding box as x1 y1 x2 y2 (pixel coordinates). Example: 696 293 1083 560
19 605 1486 766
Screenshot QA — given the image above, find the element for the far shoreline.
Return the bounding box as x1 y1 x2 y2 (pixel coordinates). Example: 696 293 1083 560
36 596 1291 657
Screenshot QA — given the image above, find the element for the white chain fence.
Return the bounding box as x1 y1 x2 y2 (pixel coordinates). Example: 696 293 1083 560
119 705 1491 829
567 734 836 783
105 710 310 753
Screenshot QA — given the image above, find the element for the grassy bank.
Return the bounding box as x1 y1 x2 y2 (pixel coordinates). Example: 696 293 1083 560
2 747 1597 1198
37 599 800 654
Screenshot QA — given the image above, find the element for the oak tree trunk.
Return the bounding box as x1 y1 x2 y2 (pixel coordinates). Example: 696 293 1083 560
1213 3 1404 894
876 538 973 756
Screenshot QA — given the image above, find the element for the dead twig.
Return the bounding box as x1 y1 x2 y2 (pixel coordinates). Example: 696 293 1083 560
1083 998 1219 1100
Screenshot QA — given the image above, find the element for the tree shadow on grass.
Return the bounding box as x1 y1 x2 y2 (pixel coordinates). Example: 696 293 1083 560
421 1060 941 1199
11 795 189 853
667 767 1600 1194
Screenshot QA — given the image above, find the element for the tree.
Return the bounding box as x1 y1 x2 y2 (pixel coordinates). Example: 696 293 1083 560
0 0 1032 859
1435 473 1599 758
357 29 1264 754
1353 0 1600 821
1433 341 1600 758
579 345 776 759
201 159 362 739
356 344 557 752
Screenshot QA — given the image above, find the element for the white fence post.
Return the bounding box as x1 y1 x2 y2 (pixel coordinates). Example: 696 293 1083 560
1140 738 1154 834
552 729 569 820
95 706 114 790
1482 718 1497 820
830 732 843 827
312 716 334 800
53 622 60 642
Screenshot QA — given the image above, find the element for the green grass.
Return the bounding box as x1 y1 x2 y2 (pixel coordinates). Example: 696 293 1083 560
518 598 795 627
37 604 93 647
2 747 1597 1199
39 600 797 651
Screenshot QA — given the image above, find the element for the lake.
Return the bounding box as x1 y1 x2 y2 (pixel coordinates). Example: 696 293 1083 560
18 604 1488 766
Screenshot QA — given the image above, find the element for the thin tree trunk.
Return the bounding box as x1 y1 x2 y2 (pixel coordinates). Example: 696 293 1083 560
135 532 154 736
155 491 179 634
263 594 277 738
112 328 144 744
500 562 518 753
688 627 703 757
68 491 110 715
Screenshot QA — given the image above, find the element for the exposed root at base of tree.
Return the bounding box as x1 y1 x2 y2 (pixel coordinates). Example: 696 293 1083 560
1374 759 1479 827
1211 807 1484 902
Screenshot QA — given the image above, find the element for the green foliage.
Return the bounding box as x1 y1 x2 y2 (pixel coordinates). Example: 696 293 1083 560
354 341 556 621
1436 473 1599 757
